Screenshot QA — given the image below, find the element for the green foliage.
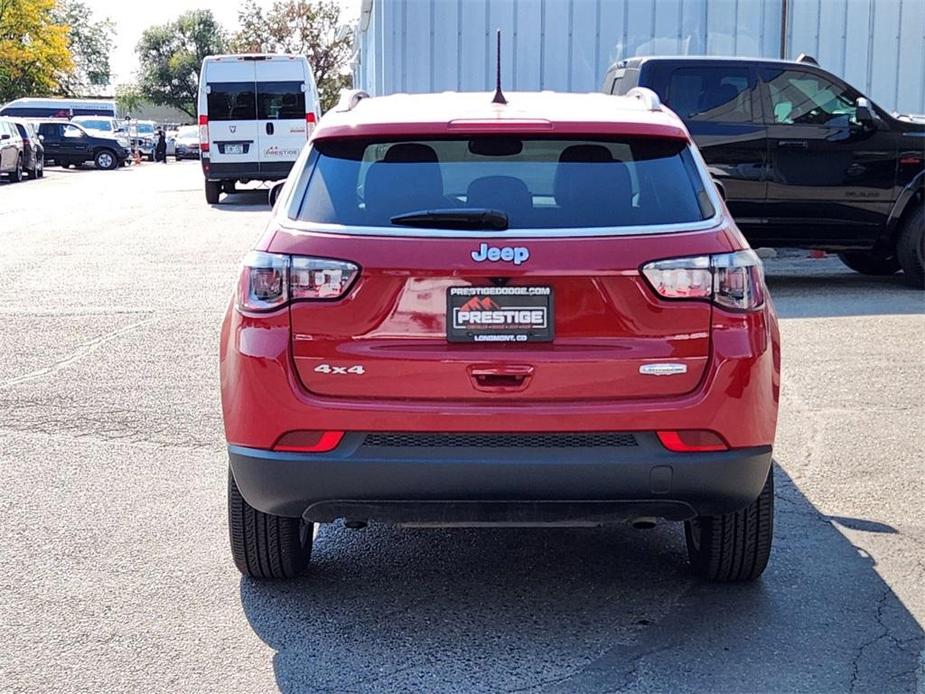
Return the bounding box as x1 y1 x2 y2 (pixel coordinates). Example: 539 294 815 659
136 9 226 118
114 83 144 116
0 0 72 102
51 0 114 96
231 0 353 112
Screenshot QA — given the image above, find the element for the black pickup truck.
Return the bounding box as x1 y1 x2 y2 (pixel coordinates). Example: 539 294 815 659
604 56 925 287
33 120 131 171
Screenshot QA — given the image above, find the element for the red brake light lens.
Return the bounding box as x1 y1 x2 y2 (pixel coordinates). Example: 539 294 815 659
236 251 359 312
198 115 209 152
642 250 765 311
273 430 344 452
306 112 317 138
657 430 728 452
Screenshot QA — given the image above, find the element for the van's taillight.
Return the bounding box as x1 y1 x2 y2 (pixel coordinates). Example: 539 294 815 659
236 251 359 312
198 115 209 152
305 112 316 138
273 430 344 452
657 430 728 452
642 249 765 311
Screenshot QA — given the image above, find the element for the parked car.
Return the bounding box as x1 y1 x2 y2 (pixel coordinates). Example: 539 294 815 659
173 125 200 159
0 97 116 119
33 120 131 170
0 117 25 182
603 56 925 287
197 53 321 203
221 88 780 582
9 118 43 178
129 120 157 161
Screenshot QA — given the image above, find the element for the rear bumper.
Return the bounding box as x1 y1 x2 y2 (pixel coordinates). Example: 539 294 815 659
202 159 293 181
228 434 773 523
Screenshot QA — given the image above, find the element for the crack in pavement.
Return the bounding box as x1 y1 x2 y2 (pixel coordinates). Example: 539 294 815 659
1 316 159 387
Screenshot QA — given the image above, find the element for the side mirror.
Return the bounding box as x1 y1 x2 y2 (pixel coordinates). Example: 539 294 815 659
712 179 726 201
856 97 874 127
268 181 286 209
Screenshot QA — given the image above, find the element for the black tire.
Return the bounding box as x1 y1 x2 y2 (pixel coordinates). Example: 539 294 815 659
9 155 23 182
94 148 118 170
222 180 236 194
896 205 924 289
35 157 44 178
205 179 221 204
228 468 312 578
685 467 774 582
837 250 900 276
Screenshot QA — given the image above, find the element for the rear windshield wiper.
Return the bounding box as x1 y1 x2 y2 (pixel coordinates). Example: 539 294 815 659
390 208 509 231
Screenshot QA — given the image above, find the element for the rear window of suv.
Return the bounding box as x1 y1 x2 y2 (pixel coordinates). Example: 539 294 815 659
293 137 715 229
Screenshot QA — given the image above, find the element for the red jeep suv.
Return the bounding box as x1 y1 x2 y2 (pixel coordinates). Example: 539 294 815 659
220 88 781 582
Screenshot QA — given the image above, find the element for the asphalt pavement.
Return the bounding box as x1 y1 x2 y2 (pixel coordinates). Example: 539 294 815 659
0 163 923 693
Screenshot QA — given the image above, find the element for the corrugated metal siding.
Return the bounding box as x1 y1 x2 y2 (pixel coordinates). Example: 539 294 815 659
354 0 923 114
787 0 925 115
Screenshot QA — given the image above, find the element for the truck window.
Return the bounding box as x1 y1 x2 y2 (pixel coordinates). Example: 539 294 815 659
667 67 753 123
257 82 306 120
764 69 857 127
207 82 257 121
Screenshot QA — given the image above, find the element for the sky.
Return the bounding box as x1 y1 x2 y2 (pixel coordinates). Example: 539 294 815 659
83 0 361 86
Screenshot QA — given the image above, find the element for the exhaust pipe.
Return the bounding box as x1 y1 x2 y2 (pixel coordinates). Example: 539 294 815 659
630 517 657 530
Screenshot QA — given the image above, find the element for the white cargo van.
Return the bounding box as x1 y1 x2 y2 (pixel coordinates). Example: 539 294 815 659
197 54 321 204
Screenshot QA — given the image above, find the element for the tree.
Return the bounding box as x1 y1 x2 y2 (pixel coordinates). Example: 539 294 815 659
0 0 72 102
136 10 226 118
114 83 143 116
231 0 353 112
51 0 115 96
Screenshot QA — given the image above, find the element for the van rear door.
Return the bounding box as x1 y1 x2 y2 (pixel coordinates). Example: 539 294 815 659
256 59 310 178
205 59 259 172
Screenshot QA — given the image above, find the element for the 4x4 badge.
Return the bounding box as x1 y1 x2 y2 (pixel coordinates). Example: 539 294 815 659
470 243 529 265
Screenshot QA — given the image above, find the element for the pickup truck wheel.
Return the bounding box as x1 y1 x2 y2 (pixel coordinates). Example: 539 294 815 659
94 149 117 170
837 251 900 276
228 468 312 578
205 180 221 204
896 205 924 288
685 467 773 582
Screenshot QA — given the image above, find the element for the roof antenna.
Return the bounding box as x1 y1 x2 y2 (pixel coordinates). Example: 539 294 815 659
491 29 507 105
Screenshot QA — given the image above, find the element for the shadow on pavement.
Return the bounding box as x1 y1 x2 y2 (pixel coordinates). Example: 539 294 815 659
211 189 270 211
765 263 923 319
239 464 923 693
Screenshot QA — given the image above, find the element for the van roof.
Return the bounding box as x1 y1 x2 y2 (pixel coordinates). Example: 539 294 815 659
314 91 689 141
203 53 309 63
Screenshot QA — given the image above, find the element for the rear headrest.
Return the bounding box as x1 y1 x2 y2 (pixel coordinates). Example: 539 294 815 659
466 176 532 218
698 84 740 114
554 145 635 225
383 143 439 163
364 147 445 223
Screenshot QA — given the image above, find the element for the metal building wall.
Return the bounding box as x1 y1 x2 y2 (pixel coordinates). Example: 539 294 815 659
354 0 924 114
787 0 925 115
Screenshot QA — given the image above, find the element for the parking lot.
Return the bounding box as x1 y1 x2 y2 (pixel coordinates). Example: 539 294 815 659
0 163 923 692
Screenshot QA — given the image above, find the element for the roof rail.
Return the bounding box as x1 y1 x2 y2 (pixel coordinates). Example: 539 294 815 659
626 87 662 111
335 89 370 112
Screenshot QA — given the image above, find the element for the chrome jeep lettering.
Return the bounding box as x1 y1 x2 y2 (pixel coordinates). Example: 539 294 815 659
470 243 529 265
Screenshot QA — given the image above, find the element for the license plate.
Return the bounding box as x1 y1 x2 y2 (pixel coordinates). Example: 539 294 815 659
447 286 553 343
224 144 243 155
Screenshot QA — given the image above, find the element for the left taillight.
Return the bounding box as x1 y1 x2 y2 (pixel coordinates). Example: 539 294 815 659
305 112 316 139
236 251 359 312
198 115 209 153
641 249 766 311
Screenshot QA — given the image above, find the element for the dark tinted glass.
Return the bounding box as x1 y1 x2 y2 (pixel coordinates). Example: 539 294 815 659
667 67 753 122
295 138 714 229
207 82 257 121
764 69 858 126
257 82 306 119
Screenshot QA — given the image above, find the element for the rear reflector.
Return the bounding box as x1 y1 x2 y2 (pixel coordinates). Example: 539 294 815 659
657 430 728 452
273 431 344 452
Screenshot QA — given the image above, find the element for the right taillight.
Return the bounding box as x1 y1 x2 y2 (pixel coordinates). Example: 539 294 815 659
641 249 765 311
198 115 209 153
236 251 359 312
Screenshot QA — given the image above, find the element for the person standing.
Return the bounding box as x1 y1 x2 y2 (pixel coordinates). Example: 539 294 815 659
155 129 167 163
